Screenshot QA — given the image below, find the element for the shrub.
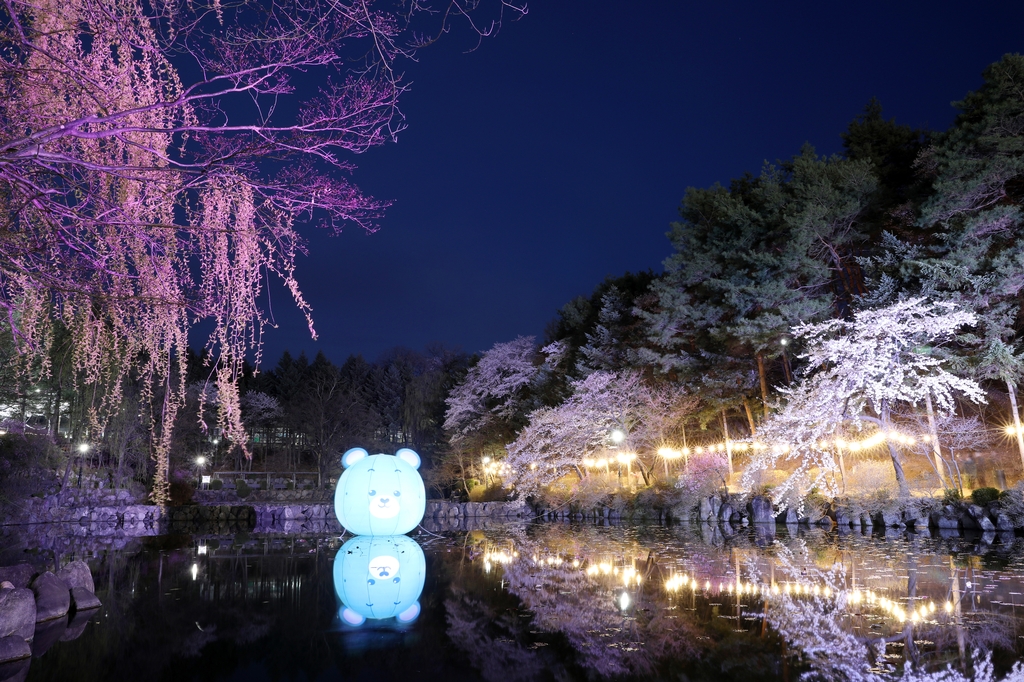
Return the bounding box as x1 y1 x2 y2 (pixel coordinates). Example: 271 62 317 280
468 484 510 502
998 484 1024 526
210 478 224 491
971 487 1001 506
235 479 251 499
942 488 963 505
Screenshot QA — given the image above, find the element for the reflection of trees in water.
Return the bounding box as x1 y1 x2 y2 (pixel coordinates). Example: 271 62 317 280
755 542 1023 682
447 525 1024 682
445 584 557 682
443 525 783 680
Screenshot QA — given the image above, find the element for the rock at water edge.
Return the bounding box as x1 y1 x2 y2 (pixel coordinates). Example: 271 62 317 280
0 636 30 665
30 573 69 623
56 561 94 594
0 588 35 641
748 496 774 524
69 588 101 612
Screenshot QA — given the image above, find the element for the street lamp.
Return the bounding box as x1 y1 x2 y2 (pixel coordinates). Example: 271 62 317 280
77 443 89 454
610 429 625 445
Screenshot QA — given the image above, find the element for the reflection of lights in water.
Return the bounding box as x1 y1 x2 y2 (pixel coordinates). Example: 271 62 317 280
191 563 198 581
619 592 630 610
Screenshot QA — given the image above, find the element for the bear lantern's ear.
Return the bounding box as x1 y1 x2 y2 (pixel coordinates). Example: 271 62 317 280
341 447 368 469
395 448 420 470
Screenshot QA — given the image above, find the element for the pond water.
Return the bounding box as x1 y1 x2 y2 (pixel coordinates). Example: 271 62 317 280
4 523 1024 682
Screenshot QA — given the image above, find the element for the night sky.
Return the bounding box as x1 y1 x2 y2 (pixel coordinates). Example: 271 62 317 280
256 1 1024 366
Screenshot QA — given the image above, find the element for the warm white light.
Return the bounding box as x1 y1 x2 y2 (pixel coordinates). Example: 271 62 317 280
619 592 630 610
610 429 625 444
190 563 198 581
77 443 89 453
195 456 206 467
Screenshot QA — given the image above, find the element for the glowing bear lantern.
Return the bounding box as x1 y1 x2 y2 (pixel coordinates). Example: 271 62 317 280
333 534 426 626
334 447 426 536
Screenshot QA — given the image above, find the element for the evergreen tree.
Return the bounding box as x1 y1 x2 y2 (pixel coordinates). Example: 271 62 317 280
637 149 876 426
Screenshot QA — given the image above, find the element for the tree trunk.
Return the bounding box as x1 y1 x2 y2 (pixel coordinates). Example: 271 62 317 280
756 352 769 418
722 409 733 476
781 349 793 385
742 396 757 435
924 393 947 487
1008 380 1024 473
878 406 909 497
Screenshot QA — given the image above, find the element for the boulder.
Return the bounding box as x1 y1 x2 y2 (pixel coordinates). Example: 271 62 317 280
30 573 69 623
0 636 30 665
816 516 835 529
56 561 94 594
859 512 874 527
776 507 798 525
930 511 960 530
718 502 735 522
747 496 774 524
872 510 902 528
709 496 722 518
964 505 995 532
995 512 1016 531
903 514 929 531
0 568 32 591
69 588 101 612
835 511 853 527
0 588 35 641
698 497 712 521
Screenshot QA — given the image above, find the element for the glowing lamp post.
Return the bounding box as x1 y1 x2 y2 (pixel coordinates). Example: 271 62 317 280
657 447 681 475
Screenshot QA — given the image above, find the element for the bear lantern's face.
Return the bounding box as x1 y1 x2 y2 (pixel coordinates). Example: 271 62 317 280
334 447 426 536
333 535 425 626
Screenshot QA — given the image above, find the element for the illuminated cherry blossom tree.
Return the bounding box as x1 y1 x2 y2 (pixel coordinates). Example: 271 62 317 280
744 298 985 501
0 0 523 502
506 370 694 494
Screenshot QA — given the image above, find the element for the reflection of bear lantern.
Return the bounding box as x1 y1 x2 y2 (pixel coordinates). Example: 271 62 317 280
334 447 426 536
333 535 426 626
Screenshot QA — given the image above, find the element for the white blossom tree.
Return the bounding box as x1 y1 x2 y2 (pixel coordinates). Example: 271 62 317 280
443 336 540 448
744 298 986 501
506 370 692 494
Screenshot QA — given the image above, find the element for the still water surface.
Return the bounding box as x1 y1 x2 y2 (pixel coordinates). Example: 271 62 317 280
6 523 1024 681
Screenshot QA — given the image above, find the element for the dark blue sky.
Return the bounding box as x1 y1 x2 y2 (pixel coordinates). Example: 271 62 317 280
257 1 1024 366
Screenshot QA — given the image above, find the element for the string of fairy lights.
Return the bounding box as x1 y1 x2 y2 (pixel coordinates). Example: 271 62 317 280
480 422 1022 476
653 428 938 462
481 549 963 625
